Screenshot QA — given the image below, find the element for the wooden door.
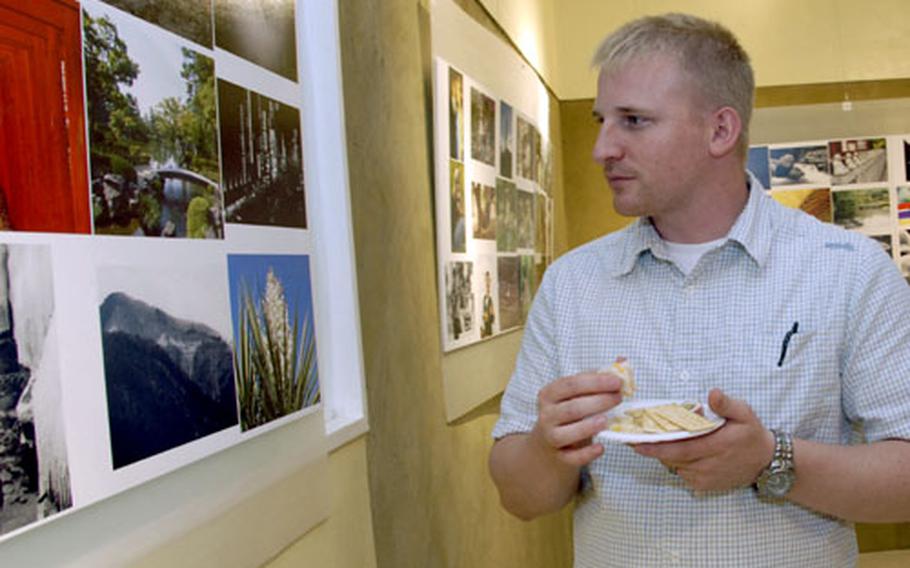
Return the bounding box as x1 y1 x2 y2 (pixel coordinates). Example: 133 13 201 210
0 0 90 233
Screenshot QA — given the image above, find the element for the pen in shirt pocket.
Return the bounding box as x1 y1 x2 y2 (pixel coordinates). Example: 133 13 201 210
777 321 799 367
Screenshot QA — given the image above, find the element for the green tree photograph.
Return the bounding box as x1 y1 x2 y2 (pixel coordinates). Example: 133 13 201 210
83 5 223 239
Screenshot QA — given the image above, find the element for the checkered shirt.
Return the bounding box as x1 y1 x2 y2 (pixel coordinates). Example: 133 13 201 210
493 179 910 567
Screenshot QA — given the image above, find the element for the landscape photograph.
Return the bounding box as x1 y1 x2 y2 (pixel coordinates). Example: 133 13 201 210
470 87 496 167
227 254 320 431
97 262 238 469
0 244 71 538
497 256 520 331
84 4 223 239
218 79 306 229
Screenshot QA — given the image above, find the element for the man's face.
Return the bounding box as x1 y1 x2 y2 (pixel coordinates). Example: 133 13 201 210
592 53 712 221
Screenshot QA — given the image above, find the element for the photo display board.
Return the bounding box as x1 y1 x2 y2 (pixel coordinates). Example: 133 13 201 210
750 135 910 280
433 59 554 353
0 0 340 542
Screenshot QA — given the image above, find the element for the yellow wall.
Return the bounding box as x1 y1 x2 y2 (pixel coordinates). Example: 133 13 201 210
480 0 910 100
334 0 573 566
264 438 377 568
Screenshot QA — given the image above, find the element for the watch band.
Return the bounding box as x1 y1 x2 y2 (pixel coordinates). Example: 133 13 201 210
754 429 795 498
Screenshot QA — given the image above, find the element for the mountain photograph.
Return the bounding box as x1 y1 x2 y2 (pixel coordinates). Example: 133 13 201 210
99 290 238 469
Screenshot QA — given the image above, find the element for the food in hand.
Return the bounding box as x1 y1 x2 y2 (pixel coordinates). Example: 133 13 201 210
608 358 636 397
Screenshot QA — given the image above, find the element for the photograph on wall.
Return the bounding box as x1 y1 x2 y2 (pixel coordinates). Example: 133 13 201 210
519 254 535 322
449 67 464 162
904 142 910 182
517 190 535 249
0 244 71 538
768 144 830 187
0 0 91 234
97 262 238 469
227 254 320 432
770 188 832 223
896 226 910 284
831 187 891 236
100 0 213 48
535 193 547 253
516 116 540 183
444 261 474 342
495 178 517 252
218 79 306 229
214 0 297 82
870 235 893 257
829 138 887 185
475 255 499 339
499 101 514 178
84 4 224 239
470 87 496 167
450 161 466 253
747 146 771 190
497 256 520 331
898 186 910 227
471 181 495 240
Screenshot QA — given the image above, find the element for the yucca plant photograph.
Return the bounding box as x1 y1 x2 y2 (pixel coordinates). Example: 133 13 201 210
227 254 320 431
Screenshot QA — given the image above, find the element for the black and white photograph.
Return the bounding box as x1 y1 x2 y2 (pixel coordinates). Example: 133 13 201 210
768 144 830 187
499 101 514 178
747 146 771 189
470 87 496 167
496 178 517 252
472 181 496 240
100 0 213 48
214 0 297 81
84 3 224 239
449 67 464 162
828 138 887 185
497 256 520 331
450 161 466 253
97 263 238 469
516 116 540 182
445 261 474 342
0 244 71 538
218 79 306 229
832 187 892 236
517 190 535 249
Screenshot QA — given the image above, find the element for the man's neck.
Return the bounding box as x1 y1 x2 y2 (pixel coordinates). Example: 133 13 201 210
651 169 749 244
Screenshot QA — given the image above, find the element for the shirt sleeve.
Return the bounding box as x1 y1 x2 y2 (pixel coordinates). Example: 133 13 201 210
491 265 562 440
841 240 910 443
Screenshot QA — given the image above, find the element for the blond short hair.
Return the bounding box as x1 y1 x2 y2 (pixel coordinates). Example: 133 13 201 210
592 13 754 156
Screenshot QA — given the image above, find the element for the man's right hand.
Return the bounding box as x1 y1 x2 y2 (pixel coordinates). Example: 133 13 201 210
531 370 625 467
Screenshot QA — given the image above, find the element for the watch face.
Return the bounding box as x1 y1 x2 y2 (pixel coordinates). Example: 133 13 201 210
766 470 795 497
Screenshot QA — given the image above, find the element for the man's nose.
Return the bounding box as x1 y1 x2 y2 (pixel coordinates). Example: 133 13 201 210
592 121 622 165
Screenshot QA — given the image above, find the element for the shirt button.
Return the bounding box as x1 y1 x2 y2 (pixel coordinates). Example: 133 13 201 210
679 370 690 382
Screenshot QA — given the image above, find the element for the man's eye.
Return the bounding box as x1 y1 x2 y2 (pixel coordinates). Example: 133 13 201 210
623 115 646 127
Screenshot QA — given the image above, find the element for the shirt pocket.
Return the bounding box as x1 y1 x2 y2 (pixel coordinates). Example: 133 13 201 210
732 323 836 436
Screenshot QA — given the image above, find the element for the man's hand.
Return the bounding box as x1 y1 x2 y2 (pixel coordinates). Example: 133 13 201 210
631 388 774 491
531 369 625 468
489 365 626 520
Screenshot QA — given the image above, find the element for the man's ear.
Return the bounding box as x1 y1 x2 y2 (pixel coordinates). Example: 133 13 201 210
707 106 742 158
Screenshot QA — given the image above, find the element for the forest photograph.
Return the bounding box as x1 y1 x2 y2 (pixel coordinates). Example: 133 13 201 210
84 4 224 239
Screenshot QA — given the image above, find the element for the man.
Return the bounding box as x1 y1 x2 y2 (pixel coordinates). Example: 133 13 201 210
489 13 910 567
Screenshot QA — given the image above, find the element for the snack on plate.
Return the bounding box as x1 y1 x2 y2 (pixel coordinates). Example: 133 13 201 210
608 358 636 397
608 402 718 434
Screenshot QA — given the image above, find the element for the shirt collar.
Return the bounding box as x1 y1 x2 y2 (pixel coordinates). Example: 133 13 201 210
612 171 772 277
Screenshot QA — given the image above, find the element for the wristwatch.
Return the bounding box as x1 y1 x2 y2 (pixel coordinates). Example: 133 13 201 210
754 429 795 498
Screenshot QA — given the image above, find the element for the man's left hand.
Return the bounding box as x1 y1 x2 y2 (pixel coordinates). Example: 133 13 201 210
632 388 775 492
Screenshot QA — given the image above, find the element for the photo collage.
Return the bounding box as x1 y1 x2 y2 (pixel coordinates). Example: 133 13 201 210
749 136 910 282
437 60 553 352
0 0 320 541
